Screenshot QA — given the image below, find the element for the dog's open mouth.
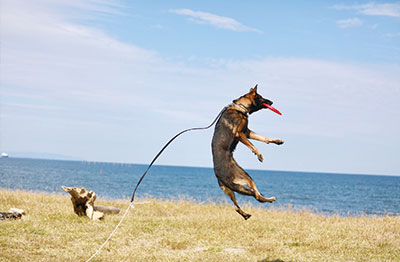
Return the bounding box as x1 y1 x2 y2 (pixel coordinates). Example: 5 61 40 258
263 103 282 115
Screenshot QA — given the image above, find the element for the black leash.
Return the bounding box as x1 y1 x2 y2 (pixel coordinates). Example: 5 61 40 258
86 107 227 261
130 107 227 203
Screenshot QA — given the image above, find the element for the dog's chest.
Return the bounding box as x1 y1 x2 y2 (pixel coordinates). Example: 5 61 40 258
221 110 248 135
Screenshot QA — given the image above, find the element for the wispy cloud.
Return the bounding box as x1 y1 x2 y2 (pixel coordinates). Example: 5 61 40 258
333 2 400 17
336 18 363 28
2 0 400 173
385 32 400 38
169 9 262 33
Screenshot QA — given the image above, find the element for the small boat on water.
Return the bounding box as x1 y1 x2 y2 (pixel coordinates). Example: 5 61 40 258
1 152 9 158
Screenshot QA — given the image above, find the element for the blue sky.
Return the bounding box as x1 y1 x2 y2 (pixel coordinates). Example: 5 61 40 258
1 0 399 175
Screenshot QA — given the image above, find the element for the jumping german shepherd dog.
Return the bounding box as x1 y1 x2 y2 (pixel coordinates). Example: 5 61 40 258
212 85 284 220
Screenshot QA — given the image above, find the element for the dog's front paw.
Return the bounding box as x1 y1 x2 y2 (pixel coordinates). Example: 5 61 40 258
257 153 264 162
274 139 284 145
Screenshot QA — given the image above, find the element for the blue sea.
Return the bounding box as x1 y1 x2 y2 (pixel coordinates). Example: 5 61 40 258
1 157 399 216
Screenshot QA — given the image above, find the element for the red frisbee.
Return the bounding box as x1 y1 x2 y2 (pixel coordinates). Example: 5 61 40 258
263 103 282 115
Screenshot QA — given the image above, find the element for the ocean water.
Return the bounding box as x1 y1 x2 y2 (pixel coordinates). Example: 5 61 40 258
1 158 399 216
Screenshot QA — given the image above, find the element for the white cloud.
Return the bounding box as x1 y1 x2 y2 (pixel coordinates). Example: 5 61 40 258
2 0 399 135
333 2 400 17
1 0 400 174
385 32 400 38
169 9 262 33
336 18 363 28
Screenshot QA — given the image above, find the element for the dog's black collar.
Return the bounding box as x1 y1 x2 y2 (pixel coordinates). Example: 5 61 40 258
231 103 249 115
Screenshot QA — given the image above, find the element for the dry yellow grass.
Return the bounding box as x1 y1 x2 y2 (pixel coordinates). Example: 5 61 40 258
1 189 399 262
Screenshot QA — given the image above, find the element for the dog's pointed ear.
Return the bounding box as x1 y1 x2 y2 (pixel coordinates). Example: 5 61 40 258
249 84 258 94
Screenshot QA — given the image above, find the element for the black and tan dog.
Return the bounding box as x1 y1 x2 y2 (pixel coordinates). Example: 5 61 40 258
212 85 284 220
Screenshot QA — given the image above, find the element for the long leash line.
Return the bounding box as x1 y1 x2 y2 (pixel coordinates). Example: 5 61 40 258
130 106 226 203
85 107 226 262
85 203 132 262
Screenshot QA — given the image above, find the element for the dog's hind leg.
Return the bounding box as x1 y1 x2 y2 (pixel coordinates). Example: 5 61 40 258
218 181 251 220
232 174 276 203
248 179 276 203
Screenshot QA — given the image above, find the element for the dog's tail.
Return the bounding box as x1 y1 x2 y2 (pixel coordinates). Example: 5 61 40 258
130 107 226 203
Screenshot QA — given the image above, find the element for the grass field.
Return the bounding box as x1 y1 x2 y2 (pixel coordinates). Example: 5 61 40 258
1 189 399 262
